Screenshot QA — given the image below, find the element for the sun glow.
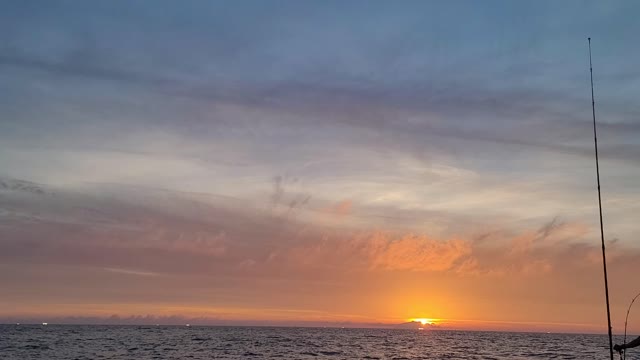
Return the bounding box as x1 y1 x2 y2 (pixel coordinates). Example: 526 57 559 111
411 318 437 325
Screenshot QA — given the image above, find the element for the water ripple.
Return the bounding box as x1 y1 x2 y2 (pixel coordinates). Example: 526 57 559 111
0 325 633 359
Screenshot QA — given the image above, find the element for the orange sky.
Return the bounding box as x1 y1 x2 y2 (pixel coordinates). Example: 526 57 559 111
2 184 640 334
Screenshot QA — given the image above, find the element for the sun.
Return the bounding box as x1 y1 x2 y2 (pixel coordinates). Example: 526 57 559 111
411 318 437 325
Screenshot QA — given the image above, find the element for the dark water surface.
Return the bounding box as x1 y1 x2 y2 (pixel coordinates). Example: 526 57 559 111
0 325 635 359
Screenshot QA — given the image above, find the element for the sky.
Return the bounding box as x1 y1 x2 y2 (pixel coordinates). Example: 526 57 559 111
1 0 640 333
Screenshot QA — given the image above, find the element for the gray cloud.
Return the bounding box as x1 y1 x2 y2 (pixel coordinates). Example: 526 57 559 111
5 45 639 169
3 2 640 172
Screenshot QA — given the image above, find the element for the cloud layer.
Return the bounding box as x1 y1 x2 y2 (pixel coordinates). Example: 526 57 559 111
2 178 640 332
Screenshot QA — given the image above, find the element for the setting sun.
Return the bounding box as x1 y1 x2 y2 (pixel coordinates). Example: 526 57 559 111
411 318 437 325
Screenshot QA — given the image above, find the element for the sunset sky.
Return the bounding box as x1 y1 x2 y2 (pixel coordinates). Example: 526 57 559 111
2 1 640 333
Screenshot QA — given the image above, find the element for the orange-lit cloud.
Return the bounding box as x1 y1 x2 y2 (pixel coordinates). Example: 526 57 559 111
2 179 640 333
286 231 471 272
326 199 353 216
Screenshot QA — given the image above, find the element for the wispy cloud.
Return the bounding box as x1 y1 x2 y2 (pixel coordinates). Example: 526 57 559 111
103 268 160 277
0 178 629 278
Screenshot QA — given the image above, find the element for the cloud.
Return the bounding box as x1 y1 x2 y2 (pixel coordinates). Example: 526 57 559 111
0 178 630 280
103 268 160 277
326 200 353 217
0 53 171 89
3 178 640 332
3 8 640 170
508 217 589 255
0 178 46 195
285 231 471 272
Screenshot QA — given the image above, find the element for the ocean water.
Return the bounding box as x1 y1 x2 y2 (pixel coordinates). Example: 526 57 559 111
0 325 636 359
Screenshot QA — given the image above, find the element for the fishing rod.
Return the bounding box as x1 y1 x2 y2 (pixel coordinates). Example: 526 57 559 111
588 37 614 360
621 292 640 360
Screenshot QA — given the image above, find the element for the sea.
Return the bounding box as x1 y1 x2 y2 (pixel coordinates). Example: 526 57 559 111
0 325 636 359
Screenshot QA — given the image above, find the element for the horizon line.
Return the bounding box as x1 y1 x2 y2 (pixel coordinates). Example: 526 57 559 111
0 321 618 336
